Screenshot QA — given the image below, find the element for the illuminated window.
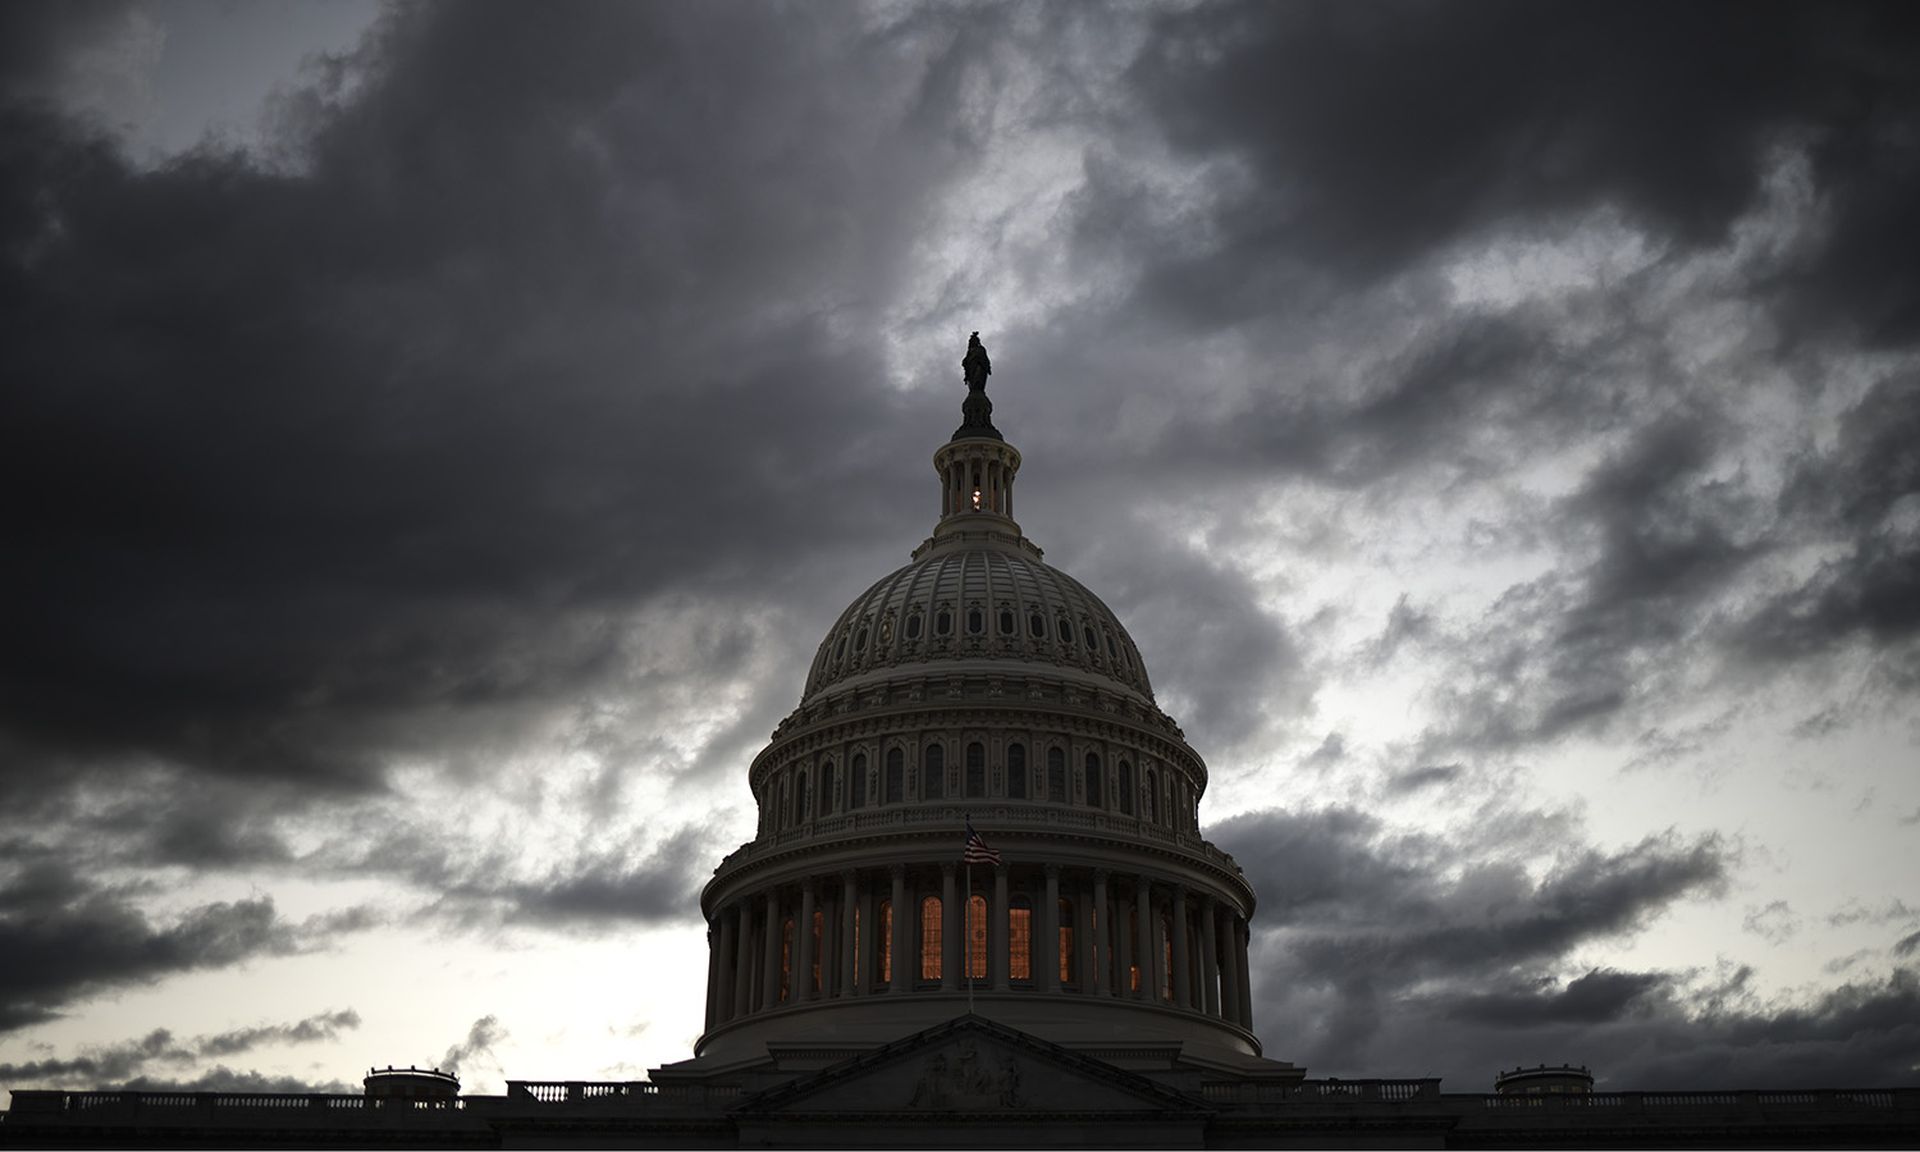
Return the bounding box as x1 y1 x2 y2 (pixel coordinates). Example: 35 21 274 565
924 744 944 799
1128 907 1140 992
1058 898 1075 985
1009 897 1032 983
1163 916 1173 1001
878 900 892 985
920 896 943 982
1085 753 1103 808
813 910 824 994
966 894 987 979
966 742 985 798
780 916 794 1001
1007 743 1027 799
850 753 867 810
886 749 904 803
1047 747 1066 802
1119 760 1134 816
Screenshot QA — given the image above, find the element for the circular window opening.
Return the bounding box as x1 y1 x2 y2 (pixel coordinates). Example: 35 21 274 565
906 614 923 640
967 608 985 635
936 610 953 636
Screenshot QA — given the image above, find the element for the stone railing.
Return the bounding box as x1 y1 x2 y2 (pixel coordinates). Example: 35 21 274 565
1202 1079 1440 1104
720 803 1243 877
502 1081 738 1106
1475 1089 1906 1110
6 1091 459 1114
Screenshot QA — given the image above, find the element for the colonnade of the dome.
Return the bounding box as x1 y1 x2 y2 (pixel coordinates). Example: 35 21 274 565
699 857 1256 1051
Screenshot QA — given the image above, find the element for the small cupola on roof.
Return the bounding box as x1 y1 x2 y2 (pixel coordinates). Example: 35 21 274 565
931 331 1024 543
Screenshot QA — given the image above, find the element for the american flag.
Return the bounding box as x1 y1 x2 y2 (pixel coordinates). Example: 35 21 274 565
962 816 1001 865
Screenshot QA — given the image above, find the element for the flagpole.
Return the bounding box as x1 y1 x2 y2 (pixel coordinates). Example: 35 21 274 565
965 857 975 1015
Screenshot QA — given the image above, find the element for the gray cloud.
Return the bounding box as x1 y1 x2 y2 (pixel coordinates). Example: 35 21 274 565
0 1009 361 1087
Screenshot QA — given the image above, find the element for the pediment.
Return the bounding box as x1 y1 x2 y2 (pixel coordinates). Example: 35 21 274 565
736 1015 1207 1117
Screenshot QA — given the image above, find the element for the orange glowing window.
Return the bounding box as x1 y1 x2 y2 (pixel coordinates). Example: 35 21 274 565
966 894 987 979
1058 898 1075 984
780 917 794 1001
1009 898 1032 983
920 896 943 982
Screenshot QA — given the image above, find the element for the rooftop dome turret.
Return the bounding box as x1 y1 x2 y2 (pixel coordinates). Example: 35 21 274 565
691 335 1287 1080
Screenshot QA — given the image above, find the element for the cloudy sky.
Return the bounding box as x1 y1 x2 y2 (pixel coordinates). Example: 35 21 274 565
3 0 1918 1102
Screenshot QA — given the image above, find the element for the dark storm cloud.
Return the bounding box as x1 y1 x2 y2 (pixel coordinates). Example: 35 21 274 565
0 0 988 820
0 860 374 1033
0 1009 360 1086
1130 0 1920 339
440 1015 505 1080
1213 805 1917 1087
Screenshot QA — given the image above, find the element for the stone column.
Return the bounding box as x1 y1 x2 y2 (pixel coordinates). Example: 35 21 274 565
1091 870 1109 996
1200 898 1219 1018
1171 886 1191 1011
704 926 719 1033
941 864 959 990
715 909 738 1023
733 902 754 1019
990 864 1010 991
797 882 817 1001
858 881 877 995
889 865 909 994
1134 876 1152 1001
1235 917 1253 1029
1217 910 1239 1025
1042 864 1061 993
839 872 858 998
761 891 781 1011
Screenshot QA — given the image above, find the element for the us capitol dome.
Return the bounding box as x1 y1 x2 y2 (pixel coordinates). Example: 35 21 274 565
690 333 1285 1073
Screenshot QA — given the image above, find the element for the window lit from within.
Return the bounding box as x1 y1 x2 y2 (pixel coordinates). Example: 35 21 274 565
1163 923 1173 1001
813 910 824 994
920 896 943 982
780 917 794 1001
1059 899 1075 985
966 894 987 979
1128 907 1140 992
1009 898 1032 983
878 900 892 985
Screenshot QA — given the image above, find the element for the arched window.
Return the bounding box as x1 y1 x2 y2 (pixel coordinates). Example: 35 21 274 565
877 900 892 986
966 742 985 798
1007 743 1027 799
1085 753 1103 809
906 612 923 640
966 894 988 979
1009 897 1033 983
967 607 984 635
850 753 868 810
1119 760 1135 816
780 916 794 1001
1029 612 1045 638
813 909 824 995
924 744 945 800
1058 898 1075 985
999 608 1015 635
936 608 953 636
1056 616 1072 643
793 771 808 825
1127 907 1140 993
886 748 904 804
1047 747 1067 802
920 896 943 982
1145 769 1158 824
780 778 792 828
819 761 836 817
1162 914 1174 1001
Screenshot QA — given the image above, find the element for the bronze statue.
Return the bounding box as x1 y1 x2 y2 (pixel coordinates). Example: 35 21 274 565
963 331 991 390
